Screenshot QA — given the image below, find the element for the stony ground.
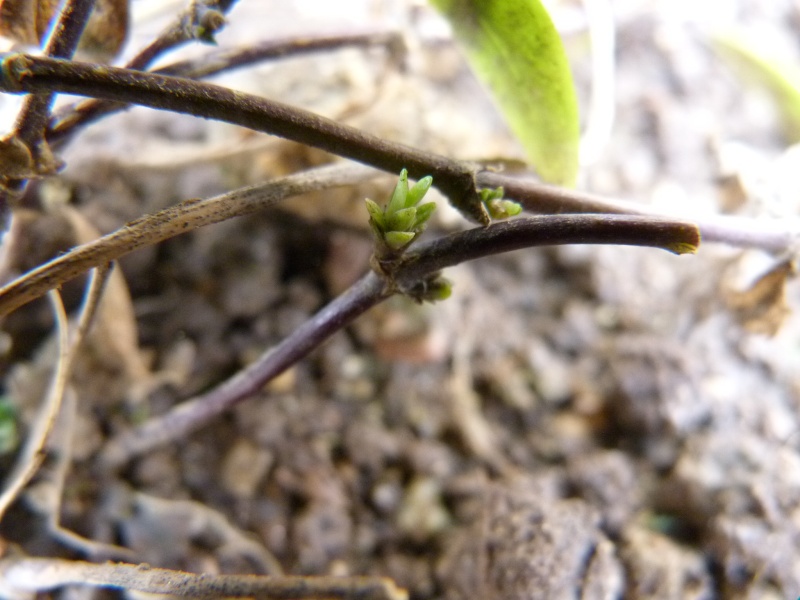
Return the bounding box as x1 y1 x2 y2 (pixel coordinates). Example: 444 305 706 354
2 1 800 599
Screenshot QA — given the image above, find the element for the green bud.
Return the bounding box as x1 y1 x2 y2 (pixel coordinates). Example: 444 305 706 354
412 202 437 230
486 198 522 219
387 169 410 214
406 175 433 206
385 230 415 250
388 206 417 232
479 186 505 203
423 277 452 302
365 198 385 228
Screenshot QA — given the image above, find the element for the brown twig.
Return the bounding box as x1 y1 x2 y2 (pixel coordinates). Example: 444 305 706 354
0 290 69 521
49 0 243 148
2 52 798 251
99 213 698 468
99 271 388 469
126 0 239 71
0 0 97 224
0 556 407 599
12 0 97 145
0 163 385 317
393 214 700 286
40 265 138 561
0 52 489 223
48 29 403 145
477 171 799 253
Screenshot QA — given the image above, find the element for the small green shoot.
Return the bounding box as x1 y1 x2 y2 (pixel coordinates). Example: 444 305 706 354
366 169 437 256
480 186 522 220
367 170 453 303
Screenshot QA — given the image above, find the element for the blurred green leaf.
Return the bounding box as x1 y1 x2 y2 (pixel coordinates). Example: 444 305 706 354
430 0 580 186
0 398 18 456
712 31 800 144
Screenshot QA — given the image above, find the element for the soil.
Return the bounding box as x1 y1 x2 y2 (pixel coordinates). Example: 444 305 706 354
2 1 800 599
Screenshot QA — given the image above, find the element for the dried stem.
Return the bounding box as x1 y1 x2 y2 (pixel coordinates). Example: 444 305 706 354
0 290 69 520
0 556 407 600
100 272 387 469
0 0 239 224
0 163 384 317
126 0 239 71
0 0 97 224
477 172 800 253
0 52 487 223
48 29 402 145
40 265 137 561
12 0 97 145
393 214 700 286
158 29 401 78
100 213 698 468
1 52 798 251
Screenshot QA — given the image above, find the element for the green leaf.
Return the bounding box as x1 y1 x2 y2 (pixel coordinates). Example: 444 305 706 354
429 0 580 186
712 31 800 143
412 202 437 229
407 175 434 206
388 207 418 232
485 198 522 219
480 186 505 203
365 198 386 229
385 231 416 250
387 169 410 215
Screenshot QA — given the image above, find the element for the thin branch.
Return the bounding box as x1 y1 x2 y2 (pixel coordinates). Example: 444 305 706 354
0 52 488 223
12 0 97 145
127 0 239 71
0 556 407 600
99 214 698 468
42 265 137 561
99 272 387 469
476 171 800 253
158 29 401 78
0 0 97 225
2 52 798 252
0 290 70 521
0 163 385 317
393 214 700 286
48 29 402 145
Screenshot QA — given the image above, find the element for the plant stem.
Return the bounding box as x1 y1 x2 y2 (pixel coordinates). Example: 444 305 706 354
158 30 402 78
47 29 402 146
0 163 384 318
99 213 697 468
12 0 96 145
394 214 699 285
2 53 797 252
126 0 239 71
0 0 96 226
0 53 487 223
100 272 388 469
477 172 799 253
48 0 250 147
0 557 407 600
